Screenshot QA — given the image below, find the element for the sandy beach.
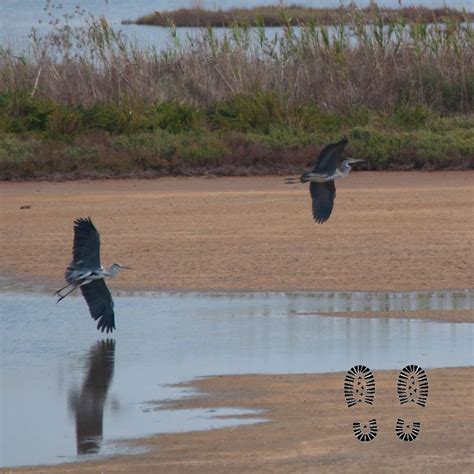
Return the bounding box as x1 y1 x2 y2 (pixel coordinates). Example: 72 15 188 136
1 172 472 293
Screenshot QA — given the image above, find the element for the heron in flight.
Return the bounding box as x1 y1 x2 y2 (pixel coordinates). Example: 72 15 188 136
286 137 364 223
55 217 130 333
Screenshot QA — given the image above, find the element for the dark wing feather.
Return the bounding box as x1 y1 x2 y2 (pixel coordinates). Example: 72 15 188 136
310 181 336 224
312 136 348 175
71 217 101 269
80 279 115 333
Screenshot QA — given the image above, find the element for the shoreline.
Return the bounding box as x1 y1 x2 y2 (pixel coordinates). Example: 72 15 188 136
7 367 474 473
126 5 474 27
1 278 471 323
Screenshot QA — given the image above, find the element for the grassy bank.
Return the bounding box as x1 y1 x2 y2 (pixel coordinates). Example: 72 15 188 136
1 95 472 179
0 4 473 179
125 4 474 27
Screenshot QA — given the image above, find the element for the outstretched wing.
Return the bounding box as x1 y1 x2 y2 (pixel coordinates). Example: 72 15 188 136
310 181 336 224
312 137 348 175
71 217 101 269
80 279 115 333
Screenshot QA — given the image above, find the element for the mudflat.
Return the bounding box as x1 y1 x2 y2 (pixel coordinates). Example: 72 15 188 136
1 172 473 473
1 172 472 292
7 368 474 473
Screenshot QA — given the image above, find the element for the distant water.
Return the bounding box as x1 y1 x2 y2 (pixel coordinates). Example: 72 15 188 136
1 0 472 53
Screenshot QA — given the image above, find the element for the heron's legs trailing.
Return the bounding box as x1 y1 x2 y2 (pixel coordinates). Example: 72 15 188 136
56 278 95 303
54 283 72 296
56 285 78 303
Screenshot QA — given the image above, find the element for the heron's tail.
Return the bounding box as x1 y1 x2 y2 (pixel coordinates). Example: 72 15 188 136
65 265 84 285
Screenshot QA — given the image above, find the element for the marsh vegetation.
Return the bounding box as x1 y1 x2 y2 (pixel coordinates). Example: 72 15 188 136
0 2 473 178
126 4 474 27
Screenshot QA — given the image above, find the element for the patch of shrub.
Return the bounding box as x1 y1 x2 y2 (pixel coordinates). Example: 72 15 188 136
0 135 34 163
392 103 432 130
46 106 81 138
174 132 228 166
153 101 204 133
293 104 344 134
413 128 474 168
64 145 101 169
350 127 412 169
112 130 178 159
247 125 316 149
211 91 286 133
79 103 152 133
0 93 54 132
113 129 228 167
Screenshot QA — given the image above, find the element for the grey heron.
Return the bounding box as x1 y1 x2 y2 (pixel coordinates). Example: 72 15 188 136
286 137 364 223
55 217 130 333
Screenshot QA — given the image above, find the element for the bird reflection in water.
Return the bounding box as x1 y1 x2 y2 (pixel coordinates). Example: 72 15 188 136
69 339 116 455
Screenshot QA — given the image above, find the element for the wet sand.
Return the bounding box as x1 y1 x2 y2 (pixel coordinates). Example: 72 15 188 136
312 309 473 323
1 172 473 473
7 368 473 473
1 172 473 293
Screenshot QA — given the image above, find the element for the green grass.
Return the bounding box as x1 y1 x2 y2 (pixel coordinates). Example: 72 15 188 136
0 136 34 164
0 94 472 179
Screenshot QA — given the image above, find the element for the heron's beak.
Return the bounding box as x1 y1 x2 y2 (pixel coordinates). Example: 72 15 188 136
349 159 365 164
284 176 300 184
120 265 132 270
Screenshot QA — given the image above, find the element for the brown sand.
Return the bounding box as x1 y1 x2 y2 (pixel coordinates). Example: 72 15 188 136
1 172 473 293
6 369 474 473
308 310 473 323
1 172 473 473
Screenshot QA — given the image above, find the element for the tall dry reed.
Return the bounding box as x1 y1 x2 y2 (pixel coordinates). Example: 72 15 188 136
0 3 473 114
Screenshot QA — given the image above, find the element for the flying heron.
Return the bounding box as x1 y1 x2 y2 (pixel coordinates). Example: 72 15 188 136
55 217 130 333
286 137 364 223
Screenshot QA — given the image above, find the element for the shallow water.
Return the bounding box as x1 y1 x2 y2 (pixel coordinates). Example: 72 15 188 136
1 0 470 53
1 290 473 467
